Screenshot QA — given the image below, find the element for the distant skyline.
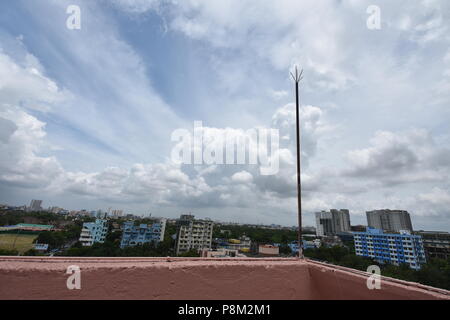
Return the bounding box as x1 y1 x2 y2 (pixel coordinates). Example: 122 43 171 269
1 1 449 231
2 200 448 233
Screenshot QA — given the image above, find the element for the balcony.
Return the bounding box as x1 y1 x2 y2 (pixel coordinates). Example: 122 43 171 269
0 257 449 300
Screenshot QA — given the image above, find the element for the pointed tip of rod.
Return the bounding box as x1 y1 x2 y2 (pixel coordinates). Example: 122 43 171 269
291 66 304 83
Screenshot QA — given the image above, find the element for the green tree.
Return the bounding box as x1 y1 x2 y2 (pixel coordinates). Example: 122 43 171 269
0 249 18 256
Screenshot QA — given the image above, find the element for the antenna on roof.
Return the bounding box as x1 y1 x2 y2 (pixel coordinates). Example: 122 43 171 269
291 65 304 259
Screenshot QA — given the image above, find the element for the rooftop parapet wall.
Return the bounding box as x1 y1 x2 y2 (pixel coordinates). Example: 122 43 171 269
0 257 448 300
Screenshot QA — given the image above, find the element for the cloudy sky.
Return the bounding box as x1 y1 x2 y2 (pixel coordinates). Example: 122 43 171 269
0 0 449 230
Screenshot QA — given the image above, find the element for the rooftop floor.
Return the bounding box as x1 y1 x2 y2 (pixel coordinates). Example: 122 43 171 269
0 257 449 300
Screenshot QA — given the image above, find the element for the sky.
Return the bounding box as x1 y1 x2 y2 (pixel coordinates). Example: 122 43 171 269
0 0 449 230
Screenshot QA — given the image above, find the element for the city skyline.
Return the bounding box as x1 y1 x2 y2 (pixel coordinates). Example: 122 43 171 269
1 1 450 231
3 199 449 233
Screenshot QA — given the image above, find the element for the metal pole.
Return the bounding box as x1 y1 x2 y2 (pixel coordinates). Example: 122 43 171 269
291 67 304 259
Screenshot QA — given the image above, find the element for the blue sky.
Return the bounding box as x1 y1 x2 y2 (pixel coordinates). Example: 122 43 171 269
0 0 449 230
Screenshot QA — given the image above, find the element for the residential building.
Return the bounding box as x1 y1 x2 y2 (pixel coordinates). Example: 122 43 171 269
33 243 49 252
315 211 333 236
112 209 123 218
29 200 43 212
354 227 426 270
200 248 246 258
414 231 450 260
315 209 351 236
351 225 367 232
79 219 108 247
218 235 251 253
258 244 279 256
331 209 351 233
289 240 320 253
175 214 214 255
366 209 413 233
120 219 166 248
336 231 355 243
321 235 344 248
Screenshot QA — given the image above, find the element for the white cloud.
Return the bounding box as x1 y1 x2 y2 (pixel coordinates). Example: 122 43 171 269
419 187 450 206
0 52 68 112
110 0 160 13
231 171 253 184
0 50 67 189
0 106 63 189
344 129 450 185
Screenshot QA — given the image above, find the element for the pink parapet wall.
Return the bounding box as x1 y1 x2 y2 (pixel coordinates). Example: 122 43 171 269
0 257 449 300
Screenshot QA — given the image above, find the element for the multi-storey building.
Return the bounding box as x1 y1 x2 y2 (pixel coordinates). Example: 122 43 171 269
219 236 251 252
366 209 413 232
200 248 246 258
315 209 351 236
330 209 351 233
120 219 166 248
354 227 426 270
29 200 43 212
315 211 333 236
176 214 214 255
79 219 108 246
258 244 279 256
111 209 124 218
288 240 320 253
414 231 450 260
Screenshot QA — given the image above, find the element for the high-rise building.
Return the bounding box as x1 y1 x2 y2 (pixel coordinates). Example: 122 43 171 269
120 219 166 248
354 227 426 270
29 200 43 212
112 210 123 218
366 209 413 232
330 209 351 233
414 231 450 260
315 209 351 236
79 219 108 246
315 211 333 236
175 214 214 255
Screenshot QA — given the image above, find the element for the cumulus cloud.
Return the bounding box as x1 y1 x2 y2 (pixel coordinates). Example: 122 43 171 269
0 44 331 216
0 52 68 112
0 106 64 189
344 129 450 185
231 171 253 184
0 117 17 143
0 50 67 189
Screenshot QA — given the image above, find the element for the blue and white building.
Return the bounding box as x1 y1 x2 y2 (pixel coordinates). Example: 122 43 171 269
79 219 108 247
34 243 49 252
288 239 320 253
120 219 166 249
353 227 426 270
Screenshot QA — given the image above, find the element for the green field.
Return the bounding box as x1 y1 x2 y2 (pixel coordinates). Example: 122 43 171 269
0 233 38 254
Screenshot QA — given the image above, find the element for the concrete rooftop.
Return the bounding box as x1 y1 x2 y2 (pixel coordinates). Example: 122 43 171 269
0 257 449 300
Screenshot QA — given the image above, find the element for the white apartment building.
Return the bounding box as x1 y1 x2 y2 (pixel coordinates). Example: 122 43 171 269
176 214 214 255
315 209 351 236
79 219 108 247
